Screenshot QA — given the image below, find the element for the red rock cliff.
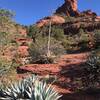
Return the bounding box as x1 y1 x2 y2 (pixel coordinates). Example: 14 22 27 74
56 0 79 16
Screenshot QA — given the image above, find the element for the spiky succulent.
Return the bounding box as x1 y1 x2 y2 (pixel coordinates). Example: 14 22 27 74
0 75 61 100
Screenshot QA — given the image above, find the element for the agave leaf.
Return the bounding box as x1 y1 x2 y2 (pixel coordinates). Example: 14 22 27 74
0 74 61 100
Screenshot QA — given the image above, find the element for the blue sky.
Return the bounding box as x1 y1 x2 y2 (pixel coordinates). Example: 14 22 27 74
0 0 99 25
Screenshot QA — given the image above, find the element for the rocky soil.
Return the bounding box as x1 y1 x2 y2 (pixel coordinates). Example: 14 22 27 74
17 52 90 99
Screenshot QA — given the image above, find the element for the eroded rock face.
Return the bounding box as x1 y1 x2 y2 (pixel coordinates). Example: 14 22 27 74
81 10 97 17
36 0 100 33
36 15 65 27
63 16 100 34
56 0 79 16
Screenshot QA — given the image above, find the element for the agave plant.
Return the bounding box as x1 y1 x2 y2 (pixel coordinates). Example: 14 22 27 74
0 75 62 100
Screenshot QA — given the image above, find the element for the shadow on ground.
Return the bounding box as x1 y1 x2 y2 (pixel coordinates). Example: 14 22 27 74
62 89 100 100
60 63 100 100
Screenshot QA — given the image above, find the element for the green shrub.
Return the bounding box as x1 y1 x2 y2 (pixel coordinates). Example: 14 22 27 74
94 30 100 48
0 58 12 76
82 53 100 88
63 16 76 22
77 29 90 51
0 9 17 34
29 37 65 64
0 56 20 76
51 26 65 41
27 25 41 43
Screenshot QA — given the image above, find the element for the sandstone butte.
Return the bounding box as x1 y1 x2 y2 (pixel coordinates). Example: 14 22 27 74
56 0 79 16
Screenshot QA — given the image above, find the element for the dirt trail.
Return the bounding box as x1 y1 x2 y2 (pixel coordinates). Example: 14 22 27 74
53 52 89 93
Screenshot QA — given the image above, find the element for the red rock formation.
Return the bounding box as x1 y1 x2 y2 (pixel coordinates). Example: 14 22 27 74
36 15 65 27
18 28 27 36
17 46 29 57
56 0 79 16
17 64 60 75
15 38 32 46
63 16 100 34
81 10 97 17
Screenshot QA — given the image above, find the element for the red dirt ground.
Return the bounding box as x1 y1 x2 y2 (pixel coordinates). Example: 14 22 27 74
18 52 93 100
